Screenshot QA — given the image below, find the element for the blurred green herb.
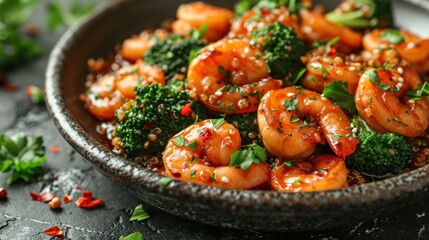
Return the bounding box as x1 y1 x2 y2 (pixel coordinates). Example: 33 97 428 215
119 232 144 240
0 133 46 185
0 0 43 70
0 0 95 71
47 0 95 32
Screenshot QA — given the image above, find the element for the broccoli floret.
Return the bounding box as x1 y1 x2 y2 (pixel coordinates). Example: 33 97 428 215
346 117 411 177
225 112 262 145
326 0 393 29
143 35 206 82
251 22 305 83
115 84 207 158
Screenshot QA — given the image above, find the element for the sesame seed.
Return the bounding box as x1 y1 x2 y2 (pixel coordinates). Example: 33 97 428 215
348 66 356 71
407 42 416 49
372 49 380 54
397 67 404 74
287 93 295 97
321 96 327 101
398 77 404 83
352 128 358 133
215 91 223 96
409 99 416 104
221 176 230 183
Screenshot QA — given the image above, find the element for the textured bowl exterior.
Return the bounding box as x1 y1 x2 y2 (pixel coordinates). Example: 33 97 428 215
45 0 429 231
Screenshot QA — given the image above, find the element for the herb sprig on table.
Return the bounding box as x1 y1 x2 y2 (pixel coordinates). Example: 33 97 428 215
0 133 46 185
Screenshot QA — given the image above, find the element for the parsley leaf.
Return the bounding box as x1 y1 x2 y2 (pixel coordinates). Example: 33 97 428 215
158 177 173 186
119 232 144 240
230 144 267 171
380 29 405 44
283 97 299 111
406 82 429 101
187 140 199 150
211 118 225 129
322 81 357 114
190 24 208 40
365 68 380 84
0 133 46 185
174 136 185 146
130 204 150 222
283 161 295 167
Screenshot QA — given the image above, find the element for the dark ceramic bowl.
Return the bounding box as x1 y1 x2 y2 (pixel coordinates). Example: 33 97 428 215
45 0 429 232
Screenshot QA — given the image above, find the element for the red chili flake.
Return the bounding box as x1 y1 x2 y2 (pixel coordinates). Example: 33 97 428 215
180 103 193 117
50 145 61 153
328 47 337 56
63 194 72 203
76 185 82 190
30 192 56 203
44 226 64 237
0 71 5 85
198 127 213 141
3 83 18 92
0 188 7 199
75 191 103 209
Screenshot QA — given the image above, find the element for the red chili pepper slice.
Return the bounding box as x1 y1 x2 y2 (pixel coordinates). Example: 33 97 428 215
30 192 56 203
75 197 103 208
63 194 72 203
75 191 102 208
180 103 193 116
44 226 64 237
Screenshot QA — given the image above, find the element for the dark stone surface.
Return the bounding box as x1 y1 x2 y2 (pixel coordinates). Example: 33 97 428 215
1 1 429 239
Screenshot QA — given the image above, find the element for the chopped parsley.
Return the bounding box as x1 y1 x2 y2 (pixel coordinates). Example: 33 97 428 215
174 136 185 146
211 118 225 129
406 82 429 101
322 81 357 114
158 177 173 186
187 140 199 150
284 97 299 111
230 143 267 171
380 29 405 44
283 161 295 167
130 204 150 222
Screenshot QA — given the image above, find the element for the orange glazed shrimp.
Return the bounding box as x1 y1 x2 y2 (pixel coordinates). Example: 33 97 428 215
163 119 270 189
301 50 364 94
83 76 125 121
258 87 358 159
119 29 168 62
362 29 429 74
355 67 429 137
187 38 282 114
171 2 233 42
230 5 302 39
299 9 362 53
270 155 348 192
114 61 165 99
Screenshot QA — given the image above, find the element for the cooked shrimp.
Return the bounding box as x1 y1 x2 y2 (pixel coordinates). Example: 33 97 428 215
301 50 364 94
163 119 270 189
270 155 348 192
114 61 165 99
120 29 168 62
187 38 282 114
171 2 233 42
355 67 429 137
258 87 358 159
299 9 362 53
83 76 125 121
362 29 429 74
230 5 302 39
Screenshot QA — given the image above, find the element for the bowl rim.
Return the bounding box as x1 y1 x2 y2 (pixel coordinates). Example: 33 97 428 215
45 0 429 212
